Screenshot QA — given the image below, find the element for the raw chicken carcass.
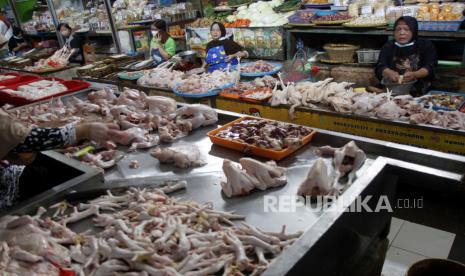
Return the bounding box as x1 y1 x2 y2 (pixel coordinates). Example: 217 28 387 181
87 87 117 104
375 101 407 120
351 92 386 117
142 95 177 116
327 94 353 114
112 127 148 146
270 82 288 107
297 159 338 197
316 141 366 185
150 144 205 169
239 158 287 190
221 160 259 197
176 104 218 129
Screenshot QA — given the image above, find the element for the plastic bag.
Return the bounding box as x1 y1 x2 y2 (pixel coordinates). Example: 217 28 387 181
281 48 314 84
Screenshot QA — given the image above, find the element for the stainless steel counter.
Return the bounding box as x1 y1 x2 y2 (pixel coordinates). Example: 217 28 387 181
6 90 465 275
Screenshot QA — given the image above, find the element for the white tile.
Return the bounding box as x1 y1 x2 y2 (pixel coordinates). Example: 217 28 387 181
388 217 405 246
382 247 429 276
392 221 456 258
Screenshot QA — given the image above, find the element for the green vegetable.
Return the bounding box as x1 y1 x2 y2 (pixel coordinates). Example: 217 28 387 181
273 0 302 12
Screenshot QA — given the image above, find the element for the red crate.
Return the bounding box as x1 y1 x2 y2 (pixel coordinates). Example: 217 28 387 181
0 73 20 86
0 80 91 106
5 75 42 87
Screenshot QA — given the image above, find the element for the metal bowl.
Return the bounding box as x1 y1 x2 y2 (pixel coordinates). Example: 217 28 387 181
381 77 416 96
177 50 198 63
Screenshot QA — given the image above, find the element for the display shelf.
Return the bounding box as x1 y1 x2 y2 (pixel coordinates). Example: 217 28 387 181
285 26 465 66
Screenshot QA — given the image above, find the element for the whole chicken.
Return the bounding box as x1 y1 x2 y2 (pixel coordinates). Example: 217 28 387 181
316 141 366 186
375 101 407 120
221 159 259 197
270 82 287 107
142 95 177 116
176 104 218 130
297 159 338 198
239 158 287 190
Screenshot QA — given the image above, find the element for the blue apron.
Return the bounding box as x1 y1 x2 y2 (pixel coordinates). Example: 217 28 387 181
205 45 238 73
151 47 166 66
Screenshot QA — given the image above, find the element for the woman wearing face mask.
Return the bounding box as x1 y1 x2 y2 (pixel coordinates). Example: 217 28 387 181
57 23 83 59
375 16 437 96
205 22 248 72
150 20 176 66
8 27 30 55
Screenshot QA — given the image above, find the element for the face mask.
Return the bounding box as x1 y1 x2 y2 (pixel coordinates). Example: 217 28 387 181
395 41 415 48
151 30 158 37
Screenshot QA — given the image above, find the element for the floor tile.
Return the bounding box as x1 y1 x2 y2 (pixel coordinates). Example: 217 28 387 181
382 247 428 276
388 217 405 246
392 221 456 258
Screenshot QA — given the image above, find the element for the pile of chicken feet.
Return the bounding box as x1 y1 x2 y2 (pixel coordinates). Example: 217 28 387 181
0 184 302 275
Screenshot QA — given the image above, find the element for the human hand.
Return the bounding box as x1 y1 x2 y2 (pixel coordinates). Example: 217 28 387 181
155 33 162 43
77 122 122 145
403 71 417 83
226 54 236 62
384 69 400 83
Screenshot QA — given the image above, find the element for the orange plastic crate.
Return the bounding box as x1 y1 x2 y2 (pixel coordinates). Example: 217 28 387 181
207 116 317 160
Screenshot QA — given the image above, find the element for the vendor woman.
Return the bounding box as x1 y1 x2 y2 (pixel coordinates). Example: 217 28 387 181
205 22 248 72
375 16 437 96
58 23 84 60
8 27 31 55
150 20 176 66
0 108 127 209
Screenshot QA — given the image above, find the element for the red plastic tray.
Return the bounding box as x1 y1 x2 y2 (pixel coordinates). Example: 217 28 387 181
3 75 42 87
0 73 20 86
0 80 91 106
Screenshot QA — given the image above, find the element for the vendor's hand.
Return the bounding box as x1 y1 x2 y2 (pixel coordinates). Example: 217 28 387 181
403 71 417 82
226 54 236 62
77 122 122 145
384 70 400 83
155 33 162 43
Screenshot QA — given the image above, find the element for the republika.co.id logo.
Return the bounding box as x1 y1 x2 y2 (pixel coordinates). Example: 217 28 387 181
264 195 423 213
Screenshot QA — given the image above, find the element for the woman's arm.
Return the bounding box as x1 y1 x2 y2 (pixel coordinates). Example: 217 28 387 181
227 50 248 61
382 68 400 83
375 43 394 81
13 122 122 153
13 125 76 153
404 68 429 82
157 46 172 60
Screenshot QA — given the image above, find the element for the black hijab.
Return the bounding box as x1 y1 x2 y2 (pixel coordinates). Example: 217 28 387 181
210 22 226 38
394 16 418 43
392 16 421 59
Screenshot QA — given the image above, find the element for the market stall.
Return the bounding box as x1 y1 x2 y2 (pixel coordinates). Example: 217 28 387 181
2 86 465 275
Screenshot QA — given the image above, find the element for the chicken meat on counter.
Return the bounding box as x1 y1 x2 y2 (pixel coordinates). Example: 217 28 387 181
221 158 287 197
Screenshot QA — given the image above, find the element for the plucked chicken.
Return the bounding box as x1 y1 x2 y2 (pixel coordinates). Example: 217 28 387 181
316 141 366 185
221 158 287 197
297 158 338 198
150 144 205 169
